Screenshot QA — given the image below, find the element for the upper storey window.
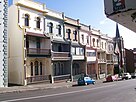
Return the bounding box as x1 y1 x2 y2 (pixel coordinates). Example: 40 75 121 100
73 30 77 41
97 39 99 47
36 17 41 29
81 34 84 43
93 38 95 47
57 25 61 35
24 14 30 26
48 22 53 33
87 36 89 44
66 29 71 40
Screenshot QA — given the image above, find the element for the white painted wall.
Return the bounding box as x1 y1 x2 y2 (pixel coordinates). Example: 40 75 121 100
45 18 64 40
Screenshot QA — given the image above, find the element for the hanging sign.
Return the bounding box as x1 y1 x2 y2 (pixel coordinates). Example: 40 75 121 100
113 0 125 11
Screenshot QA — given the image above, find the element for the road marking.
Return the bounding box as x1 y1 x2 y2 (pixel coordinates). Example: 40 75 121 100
1 84 116 102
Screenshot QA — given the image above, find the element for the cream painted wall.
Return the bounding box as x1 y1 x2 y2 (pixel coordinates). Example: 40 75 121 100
26 58 52 77
19 6 44 34
79 31 90 47
65 25 79 43
8 5 24 85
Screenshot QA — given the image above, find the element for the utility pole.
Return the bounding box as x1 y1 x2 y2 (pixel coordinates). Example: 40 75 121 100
0 0 8 87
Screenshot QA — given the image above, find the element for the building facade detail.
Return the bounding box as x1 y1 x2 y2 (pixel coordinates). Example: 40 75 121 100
0 0 8 87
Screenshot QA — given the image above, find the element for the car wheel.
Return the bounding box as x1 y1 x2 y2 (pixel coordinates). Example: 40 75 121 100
93 82 95 85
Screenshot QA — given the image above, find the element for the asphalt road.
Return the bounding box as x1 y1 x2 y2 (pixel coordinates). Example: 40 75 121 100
0 79 136 102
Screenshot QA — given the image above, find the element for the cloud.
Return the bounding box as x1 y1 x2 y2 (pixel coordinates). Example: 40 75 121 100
99 18 109 25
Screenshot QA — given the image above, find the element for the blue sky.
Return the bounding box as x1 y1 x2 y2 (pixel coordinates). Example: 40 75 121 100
8 0 136 49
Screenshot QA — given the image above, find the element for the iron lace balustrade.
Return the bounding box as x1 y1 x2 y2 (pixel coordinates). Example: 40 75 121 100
27 48 51 56
54 74 71 82
52 52 70 60
26 75 51 84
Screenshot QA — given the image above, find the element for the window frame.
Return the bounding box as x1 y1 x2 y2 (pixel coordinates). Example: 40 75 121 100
24 14 30 27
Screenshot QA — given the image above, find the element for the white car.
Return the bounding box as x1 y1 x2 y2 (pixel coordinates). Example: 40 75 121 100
122 73 132 80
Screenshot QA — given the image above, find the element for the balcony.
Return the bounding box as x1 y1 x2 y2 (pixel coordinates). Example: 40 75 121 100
52 52 70 61
107 60 113 64
27 48 51 57
98 59 106 63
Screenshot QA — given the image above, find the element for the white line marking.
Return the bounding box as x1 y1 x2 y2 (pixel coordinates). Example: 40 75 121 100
1 84 115 102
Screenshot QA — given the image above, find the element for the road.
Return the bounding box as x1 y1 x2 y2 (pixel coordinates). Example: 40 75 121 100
0 79 136 102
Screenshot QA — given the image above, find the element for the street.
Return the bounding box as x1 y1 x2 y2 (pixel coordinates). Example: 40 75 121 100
0 79 136 102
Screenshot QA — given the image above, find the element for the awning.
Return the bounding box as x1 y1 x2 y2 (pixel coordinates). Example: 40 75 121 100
26 32 49 38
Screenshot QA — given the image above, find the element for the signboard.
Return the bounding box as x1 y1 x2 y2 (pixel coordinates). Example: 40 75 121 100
113 0 125 11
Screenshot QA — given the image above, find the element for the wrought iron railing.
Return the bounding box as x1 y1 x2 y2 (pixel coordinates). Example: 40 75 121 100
53 74 71 81
27 48 50 55
26 75 51 84
52 52 70 57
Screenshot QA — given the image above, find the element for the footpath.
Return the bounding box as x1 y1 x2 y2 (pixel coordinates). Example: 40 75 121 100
0 80 104 94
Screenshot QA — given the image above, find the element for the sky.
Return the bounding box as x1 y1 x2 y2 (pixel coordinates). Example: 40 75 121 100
9 0 136 49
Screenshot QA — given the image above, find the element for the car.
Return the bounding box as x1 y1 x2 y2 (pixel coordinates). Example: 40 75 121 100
122 73 132 80
106 74 118 82
77 76 95 85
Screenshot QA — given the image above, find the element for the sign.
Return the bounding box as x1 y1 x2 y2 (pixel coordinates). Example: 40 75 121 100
113 0 125 11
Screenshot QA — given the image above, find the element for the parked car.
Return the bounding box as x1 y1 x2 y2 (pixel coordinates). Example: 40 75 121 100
131 72 136 79
106 74 118 82
122 73 132 80
77 76 95 85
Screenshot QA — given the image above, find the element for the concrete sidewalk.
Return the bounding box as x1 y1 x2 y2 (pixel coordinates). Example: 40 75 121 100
0 79 104 94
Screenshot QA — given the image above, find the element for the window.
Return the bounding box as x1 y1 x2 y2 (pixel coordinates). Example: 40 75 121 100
73 30 77 41
40 62 42 75
35 61 39 75
102 42 103 48
60 64 64 75
97 39 99 47
93 38 95 47
36 17 40 29
105 43 106 49
31 62 33 76
54 64 57 76
73 63 80 75
48 22 53 33
87 36 89 44
57 25 61 35
81 34 84 43
72 47 76 55
87 52 96 56
25 14 29 26
79 48 84 55
66 29 71 40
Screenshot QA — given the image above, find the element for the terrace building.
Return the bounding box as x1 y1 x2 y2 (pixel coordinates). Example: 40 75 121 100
79 24 97 79
8 0 51 85
44 8 71 83
64 17 86 80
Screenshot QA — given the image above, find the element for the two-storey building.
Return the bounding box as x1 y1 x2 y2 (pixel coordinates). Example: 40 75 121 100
8 0 51 85
79 24 97 79
64 17 86 80
105 36 114 76
44 8 71 83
